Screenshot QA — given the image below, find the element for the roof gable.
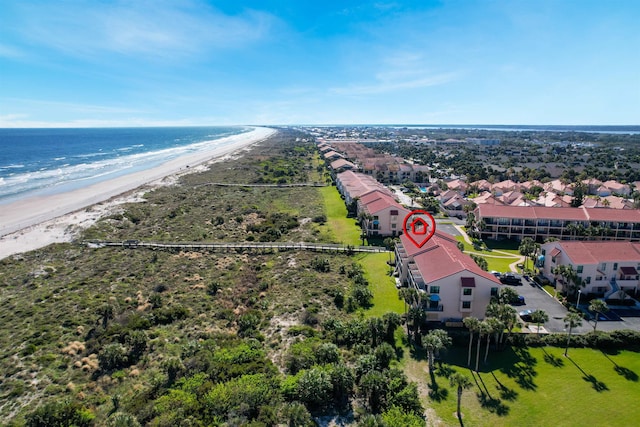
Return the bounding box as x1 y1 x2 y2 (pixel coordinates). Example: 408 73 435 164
400 232 501 284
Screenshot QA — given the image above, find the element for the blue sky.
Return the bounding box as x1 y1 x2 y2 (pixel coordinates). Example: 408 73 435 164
1 0 638 127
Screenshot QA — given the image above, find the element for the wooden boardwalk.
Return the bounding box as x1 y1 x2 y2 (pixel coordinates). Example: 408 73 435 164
195 182 327 188
84 240 387 254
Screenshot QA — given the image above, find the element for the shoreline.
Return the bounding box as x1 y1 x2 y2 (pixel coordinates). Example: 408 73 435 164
0 126 277 259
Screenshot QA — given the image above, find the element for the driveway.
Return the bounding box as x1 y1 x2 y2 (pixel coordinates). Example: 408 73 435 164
506 279 575 333
434 221 461 237
505 278 640 333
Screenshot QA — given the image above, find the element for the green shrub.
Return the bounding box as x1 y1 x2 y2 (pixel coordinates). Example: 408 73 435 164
25 399 94 427
98 344 129 372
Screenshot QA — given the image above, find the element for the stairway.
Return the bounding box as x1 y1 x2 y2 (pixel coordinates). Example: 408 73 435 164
604 277 620 299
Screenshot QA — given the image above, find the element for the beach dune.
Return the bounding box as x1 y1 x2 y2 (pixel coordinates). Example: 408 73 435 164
0 126 276 259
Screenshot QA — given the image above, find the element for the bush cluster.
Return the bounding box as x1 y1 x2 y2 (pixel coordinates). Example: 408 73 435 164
510 329 640 351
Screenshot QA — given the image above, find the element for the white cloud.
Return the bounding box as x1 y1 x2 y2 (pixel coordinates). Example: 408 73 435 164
330 71 459 96
16 0 276 60
0 43 26 59
0 114 209 128
5 98 146 114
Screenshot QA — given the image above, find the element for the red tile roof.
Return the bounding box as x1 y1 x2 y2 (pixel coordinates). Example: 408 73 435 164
476 204 640 222
548 241 640 264
330 158 356 170
400 232 501 284
360 190 407 215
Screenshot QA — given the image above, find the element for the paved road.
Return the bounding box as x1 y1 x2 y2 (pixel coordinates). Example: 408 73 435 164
505 279 574 333
505 277 640 333
434 222 461 236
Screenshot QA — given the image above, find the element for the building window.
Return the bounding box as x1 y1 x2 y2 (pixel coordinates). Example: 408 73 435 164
390 210 398 216
491 287 499 297
613 263 618 271
430 286 440 294
585 277 591 284
600 263 607 271
577 265 583 273
391 223 396 229
463 288 472 296
462 301 471 309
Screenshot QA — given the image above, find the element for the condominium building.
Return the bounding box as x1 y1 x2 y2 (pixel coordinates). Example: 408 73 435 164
475 205 640 242
358 190 409 237
540 241 640 297
395 232 502 322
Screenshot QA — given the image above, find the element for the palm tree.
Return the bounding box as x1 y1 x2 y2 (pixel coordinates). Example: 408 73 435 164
475 321 491 372
450 372 472 422
98 303 115 329
399 287 418 338
487 303 517 349
552 264 583 297
407 306 426 343
498 287 519 305
463 317 480 367
565 223 579 240
484 317 503 364
588 299 609 332
518 237 538 271
422 329 452 371
563 312 583 357
531 309 549 335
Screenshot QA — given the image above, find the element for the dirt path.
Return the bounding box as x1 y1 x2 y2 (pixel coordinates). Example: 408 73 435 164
402 357 446 427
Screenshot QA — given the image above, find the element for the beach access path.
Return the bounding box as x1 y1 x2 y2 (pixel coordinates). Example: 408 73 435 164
85 240 387 254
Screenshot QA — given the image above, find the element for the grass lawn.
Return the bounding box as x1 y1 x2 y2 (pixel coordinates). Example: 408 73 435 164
318 186 362 245
356 252 404 318
483 256 519 274
420 346 640 427
543 284 558 297
455 236 520 273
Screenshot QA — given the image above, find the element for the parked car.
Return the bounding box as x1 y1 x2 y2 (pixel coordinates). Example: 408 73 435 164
500 272 522 285
490 270 502 278
519 309 534 322
533 276 551 286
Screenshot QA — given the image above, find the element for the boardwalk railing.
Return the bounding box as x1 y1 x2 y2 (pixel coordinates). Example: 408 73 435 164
195 182 327 188
84 240 388 254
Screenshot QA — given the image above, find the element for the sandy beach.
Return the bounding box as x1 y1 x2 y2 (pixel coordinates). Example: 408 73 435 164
0 126 277 260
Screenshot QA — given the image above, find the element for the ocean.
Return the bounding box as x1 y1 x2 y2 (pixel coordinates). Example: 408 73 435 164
0 126 251 205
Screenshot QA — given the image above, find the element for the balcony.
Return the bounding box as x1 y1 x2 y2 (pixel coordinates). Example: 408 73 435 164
426 295 443 311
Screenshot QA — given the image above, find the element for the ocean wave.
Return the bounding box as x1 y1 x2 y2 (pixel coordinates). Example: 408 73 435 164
0 127 251 201
0 164 25 170
74 151 108 159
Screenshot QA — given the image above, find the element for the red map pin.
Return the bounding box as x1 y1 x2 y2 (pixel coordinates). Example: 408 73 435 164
402 210 437 249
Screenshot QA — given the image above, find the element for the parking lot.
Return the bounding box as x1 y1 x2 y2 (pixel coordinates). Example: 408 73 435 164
502 276 640 334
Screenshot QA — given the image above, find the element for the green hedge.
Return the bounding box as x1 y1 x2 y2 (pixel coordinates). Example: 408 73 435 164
509 329 640 351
